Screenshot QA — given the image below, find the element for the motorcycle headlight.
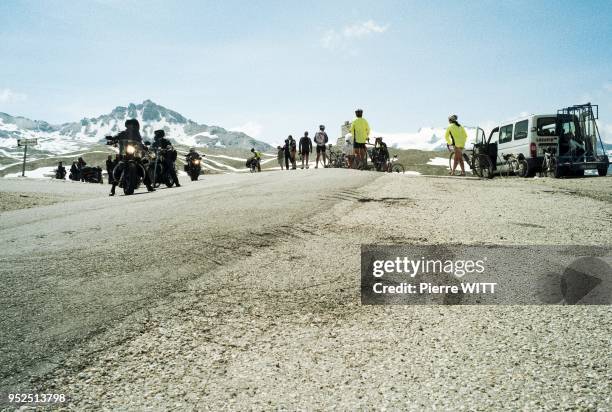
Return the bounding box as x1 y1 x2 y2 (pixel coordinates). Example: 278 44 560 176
194 159 200 165
126 145 136 155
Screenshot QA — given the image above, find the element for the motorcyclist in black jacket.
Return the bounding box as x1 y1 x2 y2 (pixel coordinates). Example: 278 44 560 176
186 147 203 162
151 129 180 187
69 161 79 181
109 119 155 196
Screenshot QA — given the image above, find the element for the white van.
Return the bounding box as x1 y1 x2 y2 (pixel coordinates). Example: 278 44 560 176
487 104 609 177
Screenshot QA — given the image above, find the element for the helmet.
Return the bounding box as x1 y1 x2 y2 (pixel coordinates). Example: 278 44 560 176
304 131 308 136
125 119 140 129
448 114 458 122
375 137 383 142
319 125 325 130
154 129 165 138
355 108 363 116
251 148 255 152
189 147 196 153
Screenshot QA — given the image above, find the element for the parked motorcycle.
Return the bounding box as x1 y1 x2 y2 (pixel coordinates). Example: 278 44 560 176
246 157 260 173
80 166 104 183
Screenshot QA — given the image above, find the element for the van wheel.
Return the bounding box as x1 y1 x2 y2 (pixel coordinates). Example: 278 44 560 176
597 167 608 176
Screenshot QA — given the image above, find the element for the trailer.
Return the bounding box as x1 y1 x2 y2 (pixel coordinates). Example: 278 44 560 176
554 103 609 177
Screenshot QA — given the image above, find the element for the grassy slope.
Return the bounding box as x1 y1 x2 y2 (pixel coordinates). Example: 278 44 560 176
388 148 449 175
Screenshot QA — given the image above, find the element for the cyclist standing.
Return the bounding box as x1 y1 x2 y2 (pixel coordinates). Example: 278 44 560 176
299 132 312 169
350 109 370 168
445 114 468 176
313 125 329 168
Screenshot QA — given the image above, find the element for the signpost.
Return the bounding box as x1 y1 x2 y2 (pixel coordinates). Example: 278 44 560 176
17 138 38 177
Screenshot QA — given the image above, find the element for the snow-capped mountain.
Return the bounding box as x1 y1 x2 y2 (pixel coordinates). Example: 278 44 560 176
339 126 481 151
372 127 449 151
0 100 272 158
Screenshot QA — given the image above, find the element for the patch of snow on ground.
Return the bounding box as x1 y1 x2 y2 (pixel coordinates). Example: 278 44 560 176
4 166 57 179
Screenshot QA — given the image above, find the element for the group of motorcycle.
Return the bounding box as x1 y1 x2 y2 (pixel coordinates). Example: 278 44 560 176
104 122 204 196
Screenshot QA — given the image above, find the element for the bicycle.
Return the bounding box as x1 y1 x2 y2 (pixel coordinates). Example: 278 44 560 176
352 146 372 170
387 154 405 173
540 147 559 178
327 145 348 168
500 153 528 177
447 145 492 178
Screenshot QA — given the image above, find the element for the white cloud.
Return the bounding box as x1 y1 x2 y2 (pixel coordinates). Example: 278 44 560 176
343 20 388 38
230 121 263 138
0 89 27 103
321 20 388 51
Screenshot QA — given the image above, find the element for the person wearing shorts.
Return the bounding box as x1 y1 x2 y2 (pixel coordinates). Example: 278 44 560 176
298 132 312 169
350 109 370 167
314 125 329 168
445 114 468 176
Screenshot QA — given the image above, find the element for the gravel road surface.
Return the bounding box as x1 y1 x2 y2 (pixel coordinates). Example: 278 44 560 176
1 171 610 410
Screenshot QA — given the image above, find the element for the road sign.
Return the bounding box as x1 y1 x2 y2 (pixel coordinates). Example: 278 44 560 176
18 138 38 177
18 138 38 147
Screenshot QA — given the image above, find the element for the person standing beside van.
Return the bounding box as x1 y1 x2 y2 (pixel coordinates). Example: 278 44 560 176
350 109 370 168
445 114 468 176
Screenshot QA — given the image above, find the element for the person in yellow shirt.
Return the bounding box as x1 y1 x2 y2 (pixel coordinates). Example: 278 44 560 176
350 108 370 168
445 114 468 176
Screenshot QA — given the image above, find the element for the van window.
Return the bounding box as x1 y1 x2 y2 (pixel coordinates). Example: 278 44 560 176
514 120 528 140
499 124 513 144
537 117 557 136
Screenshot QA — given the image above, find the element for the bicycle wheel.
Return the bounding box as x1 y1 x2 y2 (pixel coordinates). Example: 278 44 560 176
477 154 493 179
550 157 563 178
327 153 336 168
518 159 529 177
391 163 405 173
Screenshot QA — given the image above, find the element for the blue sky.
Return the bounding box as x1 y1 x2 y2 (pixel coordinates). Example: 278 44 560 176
1 0 612 144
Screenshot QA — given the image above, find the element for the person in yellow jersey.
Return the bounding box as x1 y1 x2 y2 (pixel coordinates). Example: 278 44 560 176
350 108 370 168
445 114 468 176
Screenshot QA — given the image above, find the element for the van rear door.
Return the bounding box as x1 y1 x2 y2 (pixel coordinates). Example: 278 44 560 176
534 116 558 156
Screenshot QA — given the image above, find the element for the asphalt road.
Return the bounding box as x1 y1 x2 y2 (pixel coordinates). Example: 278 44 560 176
0 170 376 398
0 171 611 410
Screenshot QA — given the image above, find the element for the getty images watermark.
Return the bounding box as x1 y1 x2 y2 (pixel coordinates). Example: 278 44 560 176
360 245 611 305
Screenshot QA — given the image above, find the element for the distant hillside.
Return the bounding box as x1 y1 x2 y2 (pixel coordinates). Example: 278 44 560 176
0 100 273 160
